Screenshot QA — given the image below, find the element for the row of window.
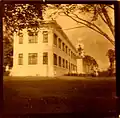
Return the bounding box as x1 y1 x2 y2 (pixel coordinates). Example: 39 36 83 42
53 33 76 60
18 53 48 65
18 52 76 71
18 31 76 60
53 53 77 71
18 31 48 44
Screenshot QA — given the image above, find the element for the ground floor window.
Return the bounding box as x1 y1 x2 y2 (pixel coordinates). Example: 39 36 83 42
66 60 68 69
18 53 23 65
63 59 65 68
59 56 61 67
43 52 48 64
28 53 38 65
53 53 57 65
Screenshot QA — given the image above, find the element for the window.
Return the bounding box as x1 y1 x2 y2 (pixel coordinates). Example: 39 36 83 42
66 60 68 69
69 49 71 56
66 46 68 53
43 52 48 64
53 53 57 65
58 38 61 49
71 63 73 70
28 53 38 65
71 51 73 58
54 33 57 46
62 42 65 51
63 59 65 68
18 32 23 44
18 53 23 65
73 65 75 71
59 56 61 67
28 30 38 43
69 62 70 70
43 31 48 43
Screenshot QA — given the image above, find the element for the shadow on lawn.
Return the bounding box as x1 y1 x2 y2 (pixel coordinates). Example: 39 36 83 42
3 76 117 117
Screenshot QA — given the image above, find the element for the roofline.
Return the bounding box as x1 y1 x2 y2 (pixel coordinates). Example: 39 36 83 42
40 20 77 53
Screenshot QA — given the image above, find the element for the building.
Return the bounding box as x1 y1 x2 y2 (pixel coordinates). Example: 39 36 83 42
10 20 78 77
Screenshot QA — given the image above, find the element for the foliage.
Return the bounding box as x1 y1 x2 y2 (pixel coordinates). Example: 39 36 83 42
46 4 115 46
106 49 115 75
3 4 45 69
83 55 98 67
4 4 45 32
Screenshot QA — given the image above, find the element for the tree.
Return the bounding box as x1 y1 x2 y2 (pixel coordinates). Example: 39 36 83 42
46 4 115 46
83 55 99 74
3 4 45 69
106 49 115 75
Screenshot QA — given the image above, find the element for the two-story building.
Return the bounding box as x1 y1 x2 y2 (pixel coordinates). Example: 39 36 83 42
10 20 78 77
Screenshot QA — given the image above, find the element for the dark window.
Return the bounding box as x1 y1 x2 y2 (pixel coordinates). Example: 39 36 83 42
18 53 23 65
71 63 73 70
43 52 48 64
43 31 48 43
69 49 71 56
18 32 23 44
58 38 61 49
66 46 67 53
59 56 61 67
63 59 65 68
28 30 38 43
54 33 57 46
66 60 68 69
53 53 57 65
62 42 65 51
69 62 70 70
28 53 38 65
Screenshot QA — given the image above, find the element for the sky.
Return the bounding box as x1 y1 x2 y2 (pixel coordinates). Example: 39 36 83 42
44 4 115 70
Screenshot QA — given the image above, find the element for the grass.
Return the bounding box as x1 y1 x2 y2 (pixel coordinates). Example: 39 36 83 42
3 76 117 117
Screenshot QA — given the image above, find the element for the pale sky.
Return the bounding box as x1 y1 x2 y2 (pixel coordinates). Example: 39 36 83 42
44 5 115 70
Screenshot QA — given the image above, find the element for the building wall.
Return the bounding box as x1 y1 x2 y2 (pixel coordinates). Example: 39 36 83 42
11 23 78 77
52 28 77 76
11 28 55 76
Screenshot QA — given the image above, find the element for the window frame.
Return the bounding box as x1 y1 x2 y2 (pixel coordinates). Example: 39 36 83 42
28 53 38 65
43 31 48 43
18 53 23 65
43 52 48 65
28 30 38 43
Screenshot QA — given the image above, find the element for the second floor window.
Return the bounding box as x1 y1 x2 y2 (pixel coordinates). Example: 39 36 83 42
43 31 48 43
62 42 65 51
43 52 48 64
18 53 23 65
28 30 38 43
58 38 61 49
69 49 71 56
28 53 38 65
54 33 57 46
18 32 23 44
66 46 68 53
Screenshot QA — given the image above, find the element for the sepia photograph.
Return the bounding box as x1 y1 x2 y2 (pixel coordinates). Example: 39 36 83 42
2 3 117 117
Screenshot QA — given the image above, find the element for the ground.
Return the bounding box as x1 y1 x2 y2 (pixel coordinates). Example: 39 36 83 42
3 76 117 117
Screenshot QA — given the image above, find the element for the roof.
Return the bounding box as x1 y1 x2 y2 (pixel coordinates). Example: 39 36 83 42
39 20 77 53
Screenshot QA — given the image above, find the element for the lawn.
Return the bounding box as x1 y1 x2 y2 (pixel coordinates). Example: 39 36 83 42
3 76 117 117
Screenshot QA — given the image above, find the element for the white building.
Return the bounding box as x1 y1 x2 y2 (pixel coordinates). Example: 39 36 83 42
10 20 82 77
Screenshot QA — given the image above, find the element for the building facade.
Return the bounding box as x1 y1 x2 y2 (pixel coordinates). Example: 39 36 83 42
10 20 78 77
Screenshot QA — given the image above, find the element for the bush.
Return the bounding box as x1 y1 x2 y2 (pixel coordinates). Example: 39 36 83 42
4 71 10 76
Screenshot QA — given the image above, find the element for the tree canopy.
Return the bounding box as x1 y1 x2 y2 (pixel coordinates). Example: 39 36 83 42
45 4 115 46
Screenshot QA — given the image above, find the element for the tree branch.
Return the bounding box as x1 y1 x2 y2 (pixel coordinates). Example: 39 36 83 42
100 4 115 37
64 12 115 45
